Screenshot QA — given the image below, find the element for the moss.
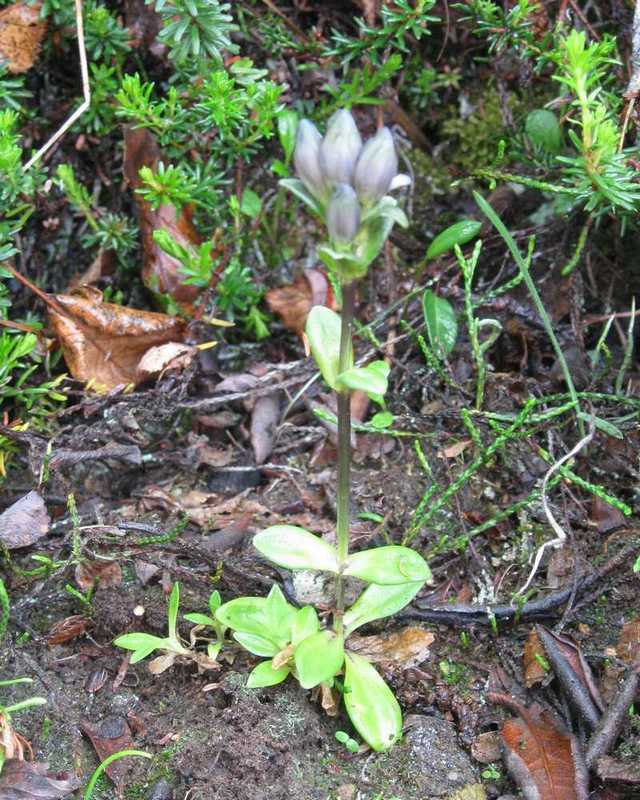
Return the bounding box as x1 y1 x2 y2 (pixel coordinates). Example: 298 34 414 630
441 85 523 173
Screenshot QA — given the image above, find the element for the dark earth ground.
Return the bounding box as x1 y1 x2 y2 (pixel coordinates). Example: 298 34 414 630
2 0 640 797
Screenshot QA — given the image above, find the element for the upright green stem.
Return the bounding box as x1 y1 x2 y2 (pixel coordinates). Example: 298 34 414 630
333 281 356 638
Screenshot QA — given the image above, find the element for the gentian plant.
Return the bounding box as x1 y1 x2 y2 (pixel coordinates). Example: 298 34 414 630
216 110 431 751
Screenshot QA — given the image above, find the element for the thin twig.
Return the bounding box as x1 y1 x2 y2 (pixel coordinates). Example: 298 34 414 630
23 0 90 172
516 419 596 596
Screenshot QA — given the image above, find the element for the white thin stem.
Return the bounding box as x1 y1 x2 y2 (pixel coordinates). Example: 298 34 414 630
23 0 90 172
516 419 596 596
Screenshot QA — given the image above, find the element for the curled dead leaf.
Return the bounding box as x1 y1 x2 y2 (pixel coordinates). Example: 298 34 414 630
0 1 46 74
616 617 640 665
0 490 50 550
75 560 123 591
0 760 80 799
489 693 588 800
80 717 136 793
347 627 434 669
46 614 89 645
124 128 204 307
523 629 547 688
137 342 197 381
48 287 186 391
266 269 335 338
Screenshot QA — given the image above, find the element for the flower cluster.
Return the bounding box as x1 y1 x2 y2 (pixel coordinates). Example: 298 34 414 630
281 109 410 282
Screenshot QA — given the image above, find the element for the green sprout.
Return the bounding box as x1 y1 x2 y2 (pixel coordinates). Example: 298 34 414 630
115 582 222 671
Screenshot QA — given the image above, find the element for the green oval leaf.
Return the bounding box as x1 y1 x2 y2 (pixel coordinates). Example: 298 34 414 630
525 109 562 154
344 581 423 636
426 220 482 260
254 525 339 573
343 653 402 751
234 632 280 657
294 630 344 689
422 290 458 356
247 659 291 688
306 306 352 390
265 583 298 638
216 596 269 635
291 606 319 647
336 361 389 400
113 633 166 663
344 546 432 585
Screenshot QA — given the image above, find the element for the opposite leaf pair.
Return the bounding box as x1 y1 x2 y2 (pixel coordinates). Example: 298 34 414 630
306 305 389 405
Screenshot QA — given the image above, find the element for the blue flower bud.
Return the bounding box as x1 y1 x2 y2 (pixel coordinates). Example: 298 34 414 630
319 110 362 186
354 127 398 205
294 119 326 199
327 184 361 244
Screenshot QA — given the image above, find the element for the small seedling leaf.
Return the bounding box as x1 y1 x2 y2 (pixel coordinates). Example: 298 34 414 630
265 583 298 635
369 411 394 429
294 630 344 689
216 597 272 638
247 659 291 688
254 525 339 573
525 109 562 154
209 591 222 614
336 361 389 399
240 188 262 219
292 606 320 647
277 110 299 162
343 653 402 751
234 632 280 657
167 582 180 641
306 306 351 390
426 220 482 260
113 633 168 663
344 581 424 636
423 290 458 356
344 546 432 585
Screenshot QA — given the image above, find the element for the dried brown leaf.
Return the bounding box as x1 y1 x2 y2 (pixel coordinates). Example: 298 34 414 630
49 286 186 390
0 1 46 73
523 629 547 688
0 761 79 799
591 497 627 535
124 128 203 307
347 627 434 669
490 694 587 800
75 560 123 591
80 717 136 792
438 439 472 459
137 342 197 380
266 269 335 338
148 652 177 674
0 490 50 550
250 393 280 464
46 614 89 645
616 617 640 665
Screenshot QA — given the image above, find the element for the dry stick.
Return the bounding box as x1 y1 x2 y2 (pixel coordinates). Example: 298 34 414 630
586 662 640 768
400 542 638 628
23 0 90 172
620 0 640 151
